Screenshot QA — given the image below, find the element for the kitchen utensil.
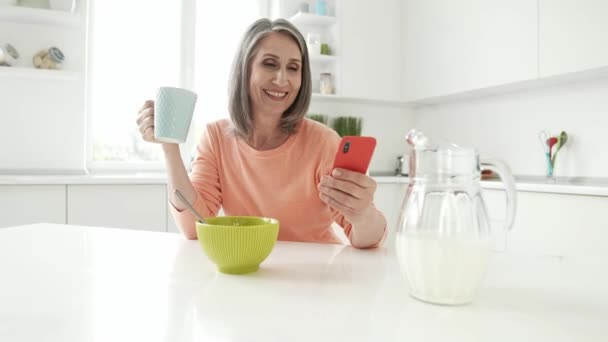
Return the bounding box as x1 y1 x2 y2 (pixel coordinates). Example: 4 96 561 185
196 216 279 274
396 129 517 305
551 131 568 164
174 189 206 224
538 131 554 178
560 131 568 147
547 137 558 158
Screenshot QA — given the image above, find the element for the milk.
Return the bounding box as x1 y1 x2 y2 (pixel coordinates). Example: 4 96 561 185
396 233 490 305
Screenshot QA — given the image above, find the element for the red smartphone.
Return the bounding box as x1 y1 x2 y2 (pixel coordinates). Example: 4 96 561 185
332 136 377 174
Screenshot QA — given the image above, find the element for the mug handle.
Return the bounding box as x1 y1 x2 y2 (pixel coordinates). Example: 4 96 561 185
481 159 517 250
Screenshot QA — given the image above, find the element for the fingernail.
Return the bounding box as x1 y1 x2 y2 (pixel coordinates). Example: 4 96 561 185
333 169 342 177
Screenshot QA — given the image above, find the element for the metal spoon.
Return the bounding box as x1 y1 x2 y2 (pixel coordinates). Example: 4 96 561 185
174 189 206 223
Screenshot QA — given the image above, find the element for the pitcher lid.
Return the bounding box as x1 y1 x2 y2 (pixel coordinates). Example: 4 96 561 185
405 129 479 177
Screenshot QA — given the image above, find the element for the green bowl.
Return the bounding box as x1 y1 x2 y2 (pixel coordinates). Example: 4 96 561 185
195 216 279 275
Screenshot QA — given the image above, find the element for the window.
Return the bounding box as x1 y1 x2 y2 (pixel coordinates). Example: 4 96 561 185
190 1 262 144
88 1 263 170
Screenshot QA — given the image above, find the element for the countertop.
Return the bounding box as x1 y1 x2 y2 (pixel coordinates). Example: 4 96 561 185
2 172 607 196
1 223 606 342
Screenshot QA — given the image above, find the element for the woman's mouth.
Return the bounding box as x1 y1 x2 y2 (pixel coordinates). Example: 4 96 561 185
263 89 288 100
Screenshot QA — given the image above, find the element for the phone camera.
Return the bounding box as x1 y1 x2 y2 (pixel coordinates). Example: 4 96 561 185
343 141 350 153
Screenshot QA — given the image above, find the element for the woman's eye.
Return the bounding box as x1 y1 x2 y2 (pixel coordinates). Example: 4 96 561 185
263 61 277 68
289 66 299 71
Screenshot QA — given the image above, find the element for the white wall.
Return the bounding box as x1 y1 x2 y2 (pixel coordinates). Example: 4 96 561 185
309 101 414 173
412 77 608 178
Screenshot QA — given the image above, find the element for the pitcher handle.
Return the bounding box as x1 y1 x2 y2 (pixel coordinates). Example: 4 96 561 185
481 159 517 233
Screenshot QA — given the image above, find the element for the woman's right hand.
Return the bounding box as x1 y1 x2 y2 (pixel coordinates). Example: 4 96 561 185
136 100 161 143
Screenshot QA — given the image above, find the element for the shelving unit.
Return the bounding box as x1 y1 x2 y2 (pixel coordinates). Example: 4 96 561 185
289 12 336 26
286 3 340 97
0 66 79 81
0 5 80 28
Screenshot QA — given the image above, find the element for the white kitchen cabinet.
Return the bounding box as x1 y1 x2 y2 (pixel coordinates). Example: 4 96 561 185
539 0 608 77
374 182 407 248
67 185 167 232
402 0 537 101
0 185 66 228
340 0 402 102
483 189 608 257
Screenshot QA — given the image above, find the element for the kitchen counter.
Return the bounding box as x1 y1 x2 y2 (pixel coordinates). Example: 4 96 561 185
1 223 606 342
1 172 608 196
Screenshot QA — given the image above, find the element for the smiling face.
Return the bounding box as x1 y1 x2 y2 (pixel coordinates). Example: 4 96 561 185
248 32 303 118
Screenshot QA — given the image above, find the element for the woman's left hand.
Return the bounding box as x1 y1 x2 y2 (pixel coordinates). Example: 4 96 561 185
318 168 377 225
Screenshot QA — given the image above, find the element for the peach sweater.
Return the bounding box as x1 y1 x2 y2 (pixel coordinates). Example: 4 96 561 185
170 118 381 244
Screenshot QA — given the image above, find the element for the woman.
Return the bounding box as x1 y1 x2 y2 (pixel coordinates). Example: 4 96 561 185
136 18 386 248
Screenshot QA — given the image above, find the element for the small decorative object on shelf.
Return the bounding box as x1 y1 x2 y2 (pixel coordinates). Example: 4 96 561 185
320 43 330 55
0 43 19 66
538 130 568 182
332 116 362 137
298 2 309 13
315 0 327 16
306 32 321 55
33 46 64 69
319 72 334 95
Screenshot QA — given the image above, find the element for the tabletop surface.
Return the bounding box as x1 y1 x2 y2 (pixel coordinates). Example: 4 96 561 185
0 223 607 342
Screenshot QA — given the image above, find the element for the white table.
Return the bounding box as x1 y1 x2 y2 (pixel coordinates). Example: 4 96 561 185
0 223 606 342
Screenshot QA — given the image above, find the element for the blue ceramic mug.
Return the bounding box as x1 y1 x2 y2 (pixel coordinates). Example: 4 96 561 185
154 87 198 144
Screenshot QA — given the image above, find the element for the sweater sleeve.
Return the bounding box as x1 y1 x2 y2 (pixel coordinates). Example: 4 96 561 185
169 122 223 237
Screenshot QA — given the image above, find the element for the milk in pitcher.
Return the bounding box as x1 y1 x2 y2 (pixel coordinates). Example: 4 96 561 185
397 232 491 305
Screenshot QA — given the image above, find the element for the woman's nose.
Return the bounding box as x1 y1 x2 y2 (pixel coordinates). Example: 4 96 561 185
273 68 288 86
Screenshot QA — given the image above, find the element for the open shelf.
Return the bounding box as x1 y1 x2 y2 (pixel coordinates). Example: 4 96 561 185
309 54 337 63
0 5 79 28
289 12 336 26
407 66 608 106
312 93 409 106
0 66 79 81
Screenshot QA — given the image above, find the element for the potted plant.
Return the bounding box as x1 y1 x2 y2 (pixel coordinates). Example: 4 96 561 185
332 116 362 137
306 113 328 125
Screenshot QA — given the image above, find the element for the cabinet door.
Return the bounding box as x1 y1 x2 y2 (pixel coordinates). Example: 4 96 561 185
67 185 167 232
340 0 402 102
0 185 66 228
483 189 608 257
539 0 608 77
374 182 407 248
402 0 537 101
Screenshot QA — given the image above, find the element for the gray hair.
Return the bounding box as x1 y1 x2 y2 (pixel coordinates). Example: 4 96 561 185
228 18 312 138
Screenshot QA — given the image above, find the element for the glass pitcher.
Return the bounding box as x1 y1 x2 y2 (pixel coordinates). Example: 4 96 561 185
396 130 517 305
